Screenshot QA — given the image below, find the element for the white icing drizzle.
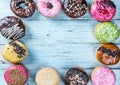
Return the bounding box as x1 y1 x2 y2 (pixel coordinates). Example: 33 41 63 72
1 23 24 40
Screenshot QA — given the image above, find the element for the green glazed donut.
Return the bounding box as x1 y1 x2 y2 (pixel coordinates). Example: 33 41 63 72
94 22 120 43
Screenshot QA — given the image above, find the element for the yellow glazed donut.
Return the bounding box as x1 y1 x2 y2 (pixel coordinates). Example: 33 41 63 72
2 40 28 64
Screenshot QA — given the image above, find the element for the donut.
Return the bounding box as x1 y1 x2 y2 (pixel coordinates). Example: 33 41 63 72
10 0 36 18
4 65 29 85
64 67 89 85
91 66 116 85
94 22 120 43
96 44 120 65
91 0 116 21
37 0 61 18
2 40 28 64
0 16 25 40
36 67 60 85
63 0 88 18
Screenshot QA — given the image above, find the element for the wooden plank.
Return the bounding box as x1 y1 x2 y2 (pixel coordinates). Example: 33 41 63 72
0 0 120 85
1 44 120 69
0 20 120 44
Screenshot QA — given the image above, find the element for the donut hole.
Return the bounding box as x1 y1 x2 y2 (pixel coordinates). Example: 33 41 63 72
47 3 53 9
17 2 27 10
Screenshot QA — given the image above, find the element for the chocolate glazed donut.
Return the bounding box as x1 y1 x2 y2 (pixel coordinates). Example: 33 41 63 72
0 16 25 40
64 67 89 85
10 0 36 18
63 0 88 18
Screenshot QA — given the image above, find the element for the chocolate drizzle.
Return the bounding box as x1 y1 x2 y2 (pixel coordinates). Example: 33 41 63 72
63 0 88 18
97 0 116 12
0 16 25 40
64 68 89 85
9 41 26 58
102 0 116 8
98 46 120 58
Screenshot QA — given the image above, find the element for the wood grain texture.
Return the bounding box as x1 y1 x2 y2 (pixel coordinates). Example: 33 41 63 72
0 0 120 85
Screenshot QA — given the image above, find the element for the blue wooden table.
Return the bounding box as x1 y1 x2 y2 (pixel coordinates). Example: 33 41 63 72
0 0 120 85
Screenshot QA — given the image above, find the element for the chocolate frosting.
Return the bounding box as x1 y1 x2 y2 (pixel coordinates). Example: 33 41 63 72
98 46 120 58
63 0 88 18
97 0 116 8
0 16 25 40
96 0 116 14
10 0 36 18
9 41 26 58
64 68 89 85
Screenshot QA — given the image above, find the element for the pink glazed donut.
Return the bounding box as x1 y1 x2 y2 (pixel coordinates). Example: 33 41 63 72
91 66 116 85
4 65 29 85
91 0 116 21
37 0 61 18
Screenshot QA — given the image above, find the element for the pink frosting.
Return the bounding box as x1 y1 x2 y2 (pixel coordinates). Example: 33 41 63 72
4 65 29 85
91 66 116 85
37 0 61 18
91 0 116 21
